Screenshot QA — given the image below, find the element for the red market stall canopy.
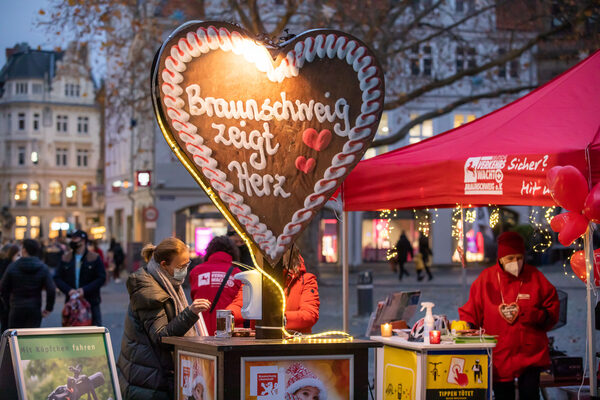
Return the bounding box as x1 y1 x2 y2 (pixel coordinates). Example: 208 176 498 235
342 50 600 212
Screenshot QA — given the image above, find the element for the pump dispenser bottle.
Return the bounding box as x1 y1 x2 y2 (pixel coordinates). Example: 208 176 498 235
421 302 435 344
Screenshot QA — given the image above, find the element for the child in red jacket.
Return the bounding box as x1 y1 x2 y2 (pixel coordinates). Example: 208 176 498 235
459 231 559 400
227 248 320 334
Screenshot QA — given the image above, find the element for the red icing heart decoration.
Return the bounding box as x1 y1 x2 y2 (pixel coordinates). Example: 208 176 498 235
498 302 519 324
152 21 385 264
295 156 316 174
303 128 332 151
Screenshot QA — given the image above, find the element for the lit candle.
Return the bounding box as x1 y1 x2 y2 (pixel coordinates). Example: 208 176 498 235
430 330 441 344
381 323 392 337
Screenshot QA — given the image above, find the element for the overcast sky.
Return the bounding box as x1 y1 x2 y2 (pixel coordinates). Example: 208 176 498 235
0 0 60 66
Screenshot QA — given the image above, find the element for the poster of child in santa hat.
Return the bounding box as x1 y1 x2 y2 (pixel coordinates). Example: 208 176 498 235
178 351 216 400
242 356 352 400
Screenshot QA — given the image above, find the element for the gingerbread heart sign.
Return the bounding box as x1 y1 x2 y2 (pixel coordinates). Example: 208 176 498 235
152 21 384 265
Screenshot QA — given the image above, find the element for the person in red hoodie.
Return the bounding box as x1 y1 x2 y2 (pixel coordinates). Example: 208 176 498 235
227 247 320 334
189 236 241 336
459 231 559 400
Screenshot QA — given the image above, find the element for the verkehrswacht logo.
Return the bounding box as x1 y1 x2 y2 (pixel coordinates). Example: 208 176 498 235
464 156 506 195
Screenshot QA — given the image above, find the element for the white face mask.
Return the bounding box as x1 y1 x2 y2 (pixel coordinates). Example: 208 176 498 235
172 266 188 283
504 261 522 277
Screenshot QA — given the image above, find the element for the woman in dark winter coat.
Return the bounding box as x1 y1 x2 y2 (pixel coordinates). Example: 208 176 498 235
117 238 211 400
0 239 55 328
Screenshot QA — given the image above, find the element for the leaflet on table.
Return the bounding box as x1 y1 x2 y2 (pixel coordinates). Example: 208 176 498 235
366 291 420 336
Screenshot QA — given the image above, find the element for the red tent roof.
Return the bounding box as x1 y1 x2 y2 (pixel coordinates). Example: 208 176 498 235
343 50 600 211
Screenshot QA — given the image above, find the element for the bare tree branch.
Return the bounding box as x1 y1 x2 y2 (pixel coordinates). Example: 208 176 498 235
270 0 299 38
371 84 536 148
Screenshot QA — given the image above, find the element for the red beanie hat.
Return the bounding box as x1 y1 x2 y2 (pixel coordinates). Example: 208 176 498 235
497 232 525 259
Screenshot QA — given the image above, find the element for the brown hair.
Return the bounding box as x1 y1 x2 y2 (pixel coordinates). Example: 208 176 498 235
0 243 19 261
141 237 188 264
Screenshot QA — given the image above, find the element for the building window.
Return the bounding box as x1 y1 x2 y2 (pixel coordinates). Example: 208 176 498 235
454 113 476 127
6 113 11 131
65 83 81 97
30 216 40 238
409 45 432 77
456 46 476 72
82 182 93 206
56 115 68 132
49 181 62 206
66 182 78 206
17 146 26 165
33 113 40 131
32 83 43 94
15 82 28 94
77 116 89 134
18 113 25 130
408 113 433 144
30 182 40 206
14 183 28 205
56 148 68 166
77 149 89 167
498 48 520 79
456 0 474 12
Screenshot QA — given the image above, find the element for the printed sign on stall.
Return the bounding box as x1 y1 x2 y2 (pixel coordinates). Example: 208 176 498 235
177 351 216 400
382 346 417 400
426 353 489 400
0 327 121 400
241 355 353 399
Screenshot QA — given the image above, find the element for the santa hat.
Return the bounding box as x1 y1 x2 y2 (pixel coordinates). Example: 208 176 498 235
192 374 206 390
285 363 327 400
497 231 525 259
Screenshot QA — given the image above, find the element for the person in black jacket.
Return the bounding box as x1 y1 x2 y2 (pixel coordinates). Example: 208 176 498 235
54 230 106 326
0 243 20 331
117 237 211 399
417 232 434 281
0 239 55 328
395 231 413 281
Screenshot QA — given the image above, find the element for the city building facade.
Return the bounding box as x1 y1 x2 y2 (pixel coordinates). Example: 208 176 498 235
0 43 103 242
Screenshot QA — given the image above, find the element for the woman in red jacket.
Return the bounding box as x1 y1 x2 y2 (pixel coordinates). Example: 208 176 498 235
459 231 559 400
227 248 320 334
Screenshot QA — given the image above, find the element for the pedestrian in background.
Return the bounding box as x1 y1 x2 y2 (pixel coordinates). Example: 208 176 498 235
190 236 241 336
43 238 64 270
395 231 413 281
417 232 434 281
54 230 106 326
227 229 253 267
109 238 125 283
0 243 19 331
0 239 55 328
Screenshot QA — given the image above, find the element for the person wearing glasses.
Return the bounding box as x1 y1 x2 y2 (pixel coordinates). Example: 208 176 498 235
117 237 211 399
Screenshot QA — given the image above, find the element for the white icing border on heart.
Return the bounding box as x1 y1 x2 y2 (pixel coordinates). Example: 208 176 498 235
160 25 383 261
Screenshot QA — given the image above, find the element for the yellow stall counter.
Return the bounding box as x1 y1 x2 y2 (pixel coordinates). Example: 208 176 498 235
373 336 495 400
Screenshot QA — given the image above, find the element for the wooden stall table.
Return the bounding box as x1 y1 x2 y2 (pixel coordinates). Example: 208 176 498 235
164 336 381 399
373 336 496 400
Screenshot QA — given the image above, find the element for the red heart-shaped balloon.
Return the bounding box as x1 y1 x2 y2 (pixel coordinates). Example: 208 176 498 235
556 211 589 246
546 166 589 212
583 183 600 223
550 213 568 233
570 249 600 285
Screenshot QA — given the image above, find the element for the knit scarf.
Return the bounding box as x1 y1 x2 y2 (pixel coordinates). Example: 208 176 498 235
147 258 207 337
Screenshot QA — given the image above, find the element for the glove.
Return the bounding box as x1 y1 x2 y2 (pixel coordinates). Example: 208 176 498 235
520 306 547 327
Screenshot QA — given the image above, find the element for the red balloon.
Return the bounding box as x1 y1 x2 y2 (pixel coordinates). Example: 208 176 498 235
555 211 589 246
570 249 600 285
583 183 600 223
546 166 589 212
550 213 568 233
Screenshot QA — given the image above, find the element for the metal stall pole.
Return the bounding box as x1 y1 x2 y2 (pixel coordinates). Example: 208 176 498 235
461 206 468 304
584 224 597 396
343 210 349 333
